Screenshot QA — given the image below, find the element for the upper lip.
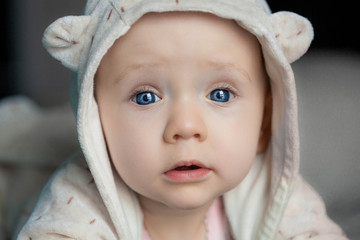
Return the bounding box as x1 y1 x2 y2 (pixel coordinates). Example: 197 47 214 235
165 160 210 172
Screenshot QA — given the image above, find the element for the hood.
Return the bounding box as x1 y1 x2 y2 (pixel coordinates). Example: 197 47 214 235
42 0 313 239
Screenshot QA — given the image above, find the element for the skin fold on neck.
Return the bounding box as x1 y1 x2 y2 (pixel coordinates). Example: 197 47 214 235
140 195 214 240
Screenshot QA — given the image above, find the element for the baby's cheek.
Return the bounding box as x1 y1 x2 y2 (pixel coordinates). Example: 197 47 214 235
111 150 152 192
211 134 258 184
224 155 254 185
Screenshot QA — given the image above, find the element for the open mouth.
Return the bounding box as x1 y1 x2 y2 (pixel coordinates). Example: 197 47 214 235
164 161 211 182
174 165 202 171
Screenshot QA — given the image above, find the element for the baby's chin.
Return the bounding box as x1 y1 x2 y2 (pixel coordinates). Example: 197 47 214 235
134 174 241 212
166 197 216 211
137 190 221 213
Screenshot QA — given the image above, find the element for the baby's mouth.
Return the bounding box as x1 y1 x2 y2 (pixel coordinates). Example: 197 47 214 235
174 165 201 171
164 161 211 182
167 160 207 171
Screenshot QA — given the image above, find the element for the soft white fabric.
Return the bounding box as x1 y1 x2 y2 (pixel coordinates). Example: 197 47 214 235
0 96 79 238
16 0 347 239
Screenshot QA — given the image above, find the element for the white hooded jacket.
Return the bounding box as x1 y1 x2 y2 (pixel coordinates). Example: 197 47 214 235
17 0 347 239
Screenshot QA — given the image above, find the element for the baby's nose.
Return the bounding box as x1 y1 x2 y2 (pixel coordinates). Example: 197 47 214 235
163 102 207 144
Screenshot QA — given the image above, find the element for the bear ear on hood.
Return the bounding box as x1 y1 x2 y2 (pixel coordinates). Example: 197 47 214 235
42 15 92 71
270 11 314 63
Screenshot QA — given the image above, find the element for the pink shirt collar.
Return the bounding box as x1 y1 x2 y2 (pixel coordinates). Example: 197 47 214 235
142 198 231 240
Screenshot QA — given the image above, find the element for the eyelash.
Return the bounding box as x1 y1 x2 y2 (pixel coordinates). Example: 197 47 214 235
129 82 238 103
130 85 161 102
130 86 154 97
210 82 238 96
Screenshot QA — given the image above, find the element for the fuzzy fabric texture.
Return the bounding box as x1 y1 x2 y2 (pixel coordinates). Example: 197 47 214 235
14 0 347 239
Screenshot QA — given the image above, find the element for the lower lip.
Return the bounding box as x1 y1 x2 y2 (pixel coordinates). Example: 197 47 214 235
164 168 211 183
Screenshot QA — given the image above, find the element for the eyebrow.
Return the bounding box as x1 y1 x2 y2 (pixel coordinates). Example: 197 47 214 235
113 59 252 84
113 62 166 84
203 60 252 82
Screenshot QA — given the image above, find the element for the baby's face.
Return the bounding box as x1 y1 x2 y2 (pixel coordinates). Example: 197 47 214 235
96 12 269 210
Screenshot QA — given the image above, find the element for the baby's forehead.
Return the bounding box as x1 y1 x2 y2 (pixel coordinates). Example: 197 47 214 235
103 12 262 71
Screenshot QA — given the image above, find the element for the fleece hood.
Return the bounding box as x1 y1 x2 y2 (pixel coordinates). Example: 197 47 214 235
42 0 313 239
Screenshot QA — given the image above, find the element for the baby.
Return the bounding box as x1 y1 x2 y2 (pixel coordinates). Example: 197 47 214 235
18 0 347 239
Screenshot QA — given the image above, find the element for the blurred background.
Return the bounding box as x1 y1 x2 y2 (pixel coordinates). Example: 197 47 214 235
1 0 86 106
0 0 359 239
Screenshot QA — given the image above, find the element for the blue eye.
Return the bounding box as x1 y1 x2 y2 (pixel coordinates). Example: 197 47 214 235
135 92 160 105
209 89 231 102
